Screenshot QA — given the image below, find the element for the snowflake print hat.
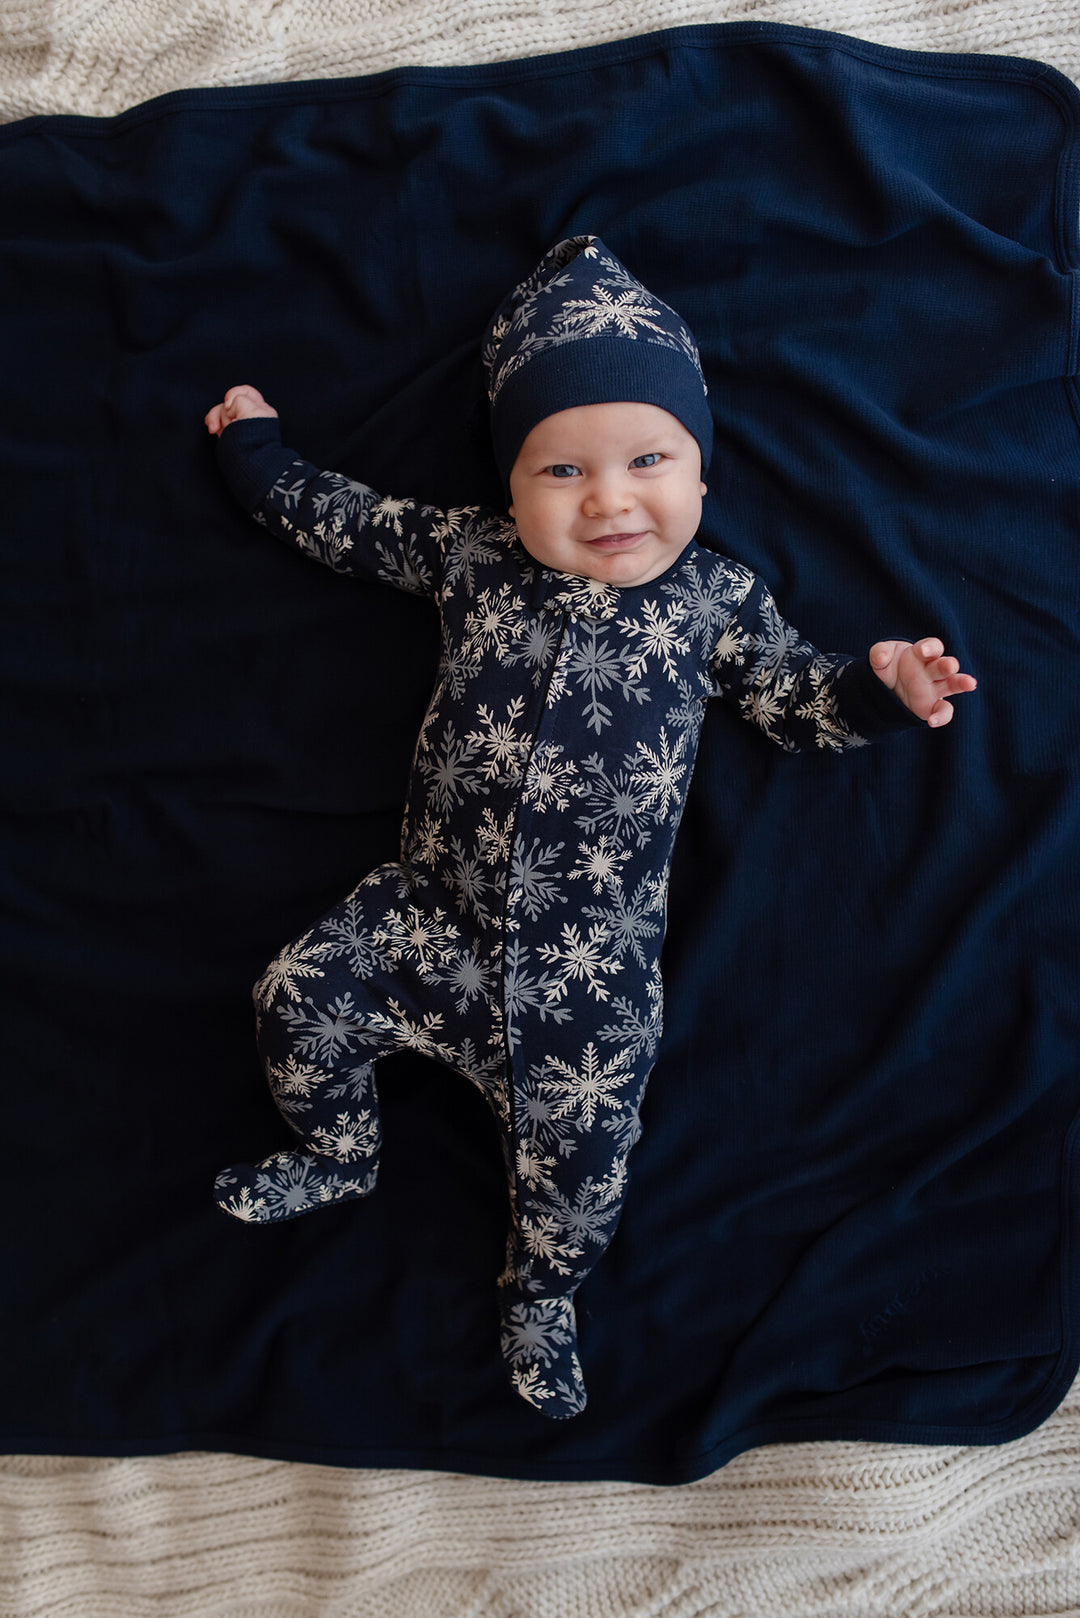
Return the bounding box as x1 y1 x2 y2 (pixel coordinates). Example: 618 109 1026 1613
482 235 714 496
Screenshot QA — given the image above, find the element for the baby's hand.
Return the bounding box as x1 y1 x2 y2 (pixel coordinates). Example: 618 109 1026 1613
869 638 977 728
204 385 279 437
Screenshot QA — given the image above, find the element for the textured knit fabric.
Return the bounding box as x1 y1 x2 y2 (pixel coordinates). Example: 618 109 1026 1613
212 414 918 1418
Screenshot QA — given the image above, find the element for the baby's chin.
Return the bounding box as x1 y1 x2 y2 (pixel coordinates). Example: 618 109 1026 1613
573 536 694 587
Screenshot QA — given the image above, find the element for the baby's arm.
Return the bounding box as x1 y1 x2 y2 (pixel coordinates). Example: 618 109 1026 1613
204 384 456 600
869 638 977 727
709 568 971 752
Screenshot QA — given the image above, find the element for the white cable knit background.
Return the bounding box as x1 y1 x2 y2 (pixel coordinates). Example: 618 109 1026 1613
1 3 1079 1614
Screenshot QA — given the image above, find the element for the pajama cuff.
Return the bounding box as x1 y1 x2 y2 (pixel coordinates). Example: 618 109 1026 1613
215 416 293 513
839 655 929 738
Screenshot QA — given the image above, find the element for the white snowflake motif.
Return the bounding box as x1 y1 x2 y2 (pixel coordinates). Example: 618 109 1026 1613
370 494 416 536
792 660 867 752
465 697 530 783
617 598 691 682
254 932 331 1009
475 806 512 867
742 672 799 750
515 1140 558 1194
629 725 690 822
366 1000 456 1063
556 284 671 343
518 1212 586 1277
536 921 623 1005
408 811 447 868
309 1109 379 1164
267 1054 335 1115
522 743 582 813
373 904 460 979
213 1182 266 1222
534 1041 634 1132
306 514 355 571
710 617 752 673
568 835 631 895
463 582 526 665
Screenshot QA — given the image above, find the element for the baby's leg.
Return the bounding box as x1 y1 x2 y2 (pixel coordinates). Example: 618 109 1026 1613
496 1045 652 1420
215 867 457 1224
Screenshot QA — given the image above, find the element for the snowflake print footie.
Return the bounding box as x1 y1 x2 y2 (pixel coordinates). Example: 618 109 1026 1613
213 414 917 1420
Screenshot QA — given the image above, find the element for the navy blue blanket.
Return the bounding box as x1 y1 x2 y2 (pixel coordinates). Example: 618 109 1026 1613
2 23 1078 1484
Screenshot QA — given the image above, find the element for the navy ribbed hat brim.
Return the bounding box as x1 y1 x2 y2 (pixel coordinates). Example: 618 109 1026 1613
492 339 713 496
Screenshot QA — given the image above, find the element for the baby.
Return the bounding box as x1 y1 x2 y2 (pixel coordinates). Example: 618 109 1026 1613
205 236 976 1420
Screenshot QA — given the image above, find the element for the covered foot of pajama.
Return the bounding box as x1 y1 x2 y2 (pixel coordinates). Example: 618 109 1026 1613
214 1148 377 1223
499 1293 588 1419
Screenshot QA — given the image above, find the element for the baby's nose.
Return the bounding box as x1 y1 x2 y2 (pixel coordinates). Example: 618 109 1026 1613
583 476 633 517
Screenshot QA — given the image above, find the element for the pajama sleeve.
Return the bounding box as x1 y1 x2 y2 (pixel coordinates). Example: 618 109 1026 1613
708 564 925 752
215 415 464 601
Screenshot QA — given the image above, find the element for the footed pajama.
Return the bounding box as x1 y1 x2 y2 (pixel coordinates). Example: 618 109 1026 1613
213 416 919 1418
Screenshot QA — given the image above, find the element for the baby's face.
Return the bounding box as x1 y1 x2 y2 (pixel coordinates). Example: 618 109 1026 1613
508 402 707 588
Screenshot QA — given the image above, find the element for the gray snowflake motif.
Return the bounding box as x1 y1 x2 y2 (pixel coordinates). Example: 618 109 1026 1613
583 875 665 970
509 837 568 922
575 754 653 849
276 993 372 1065
562 620 649 735
499 1297 576 1368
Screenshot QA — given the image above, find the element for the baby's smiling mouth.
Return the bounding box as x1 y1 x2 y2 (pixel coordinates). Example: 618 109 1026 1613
586 531 647 547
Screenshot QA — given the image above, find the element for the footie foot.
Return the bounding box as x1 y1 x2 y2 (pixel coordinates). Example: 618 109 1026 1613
214 1149 376 1223
499 1294 588 1419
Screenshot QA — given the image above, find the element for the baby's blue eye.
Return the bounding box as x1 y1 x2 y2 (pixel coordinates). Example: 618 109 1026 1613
550 464 578 478
632 453 661 468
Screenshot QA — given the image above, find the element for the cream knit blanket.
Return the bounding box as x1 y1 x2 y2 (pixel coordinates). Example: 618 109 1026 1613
2 4 1079 1614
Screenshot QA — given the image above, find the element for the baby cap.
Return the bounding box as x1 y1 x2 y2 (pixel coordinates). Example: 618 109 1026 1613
482 235 713 497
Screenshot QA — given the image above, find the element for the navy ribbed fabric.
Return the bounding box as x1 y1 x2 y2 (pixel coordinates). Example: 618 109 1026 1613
0 24 1078 1482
